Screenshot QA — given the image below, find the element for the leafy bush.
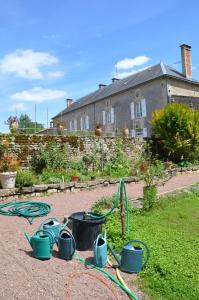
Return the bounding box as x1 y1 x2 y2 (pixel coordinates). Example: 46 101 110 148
16 169 37 188
41 169 70 183
31 142 68 173
103 137 131 177
151 103 199 162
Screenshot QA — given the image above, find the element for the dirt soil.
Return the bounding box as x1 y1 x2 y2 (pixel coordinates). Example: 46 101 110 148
0 172 198 300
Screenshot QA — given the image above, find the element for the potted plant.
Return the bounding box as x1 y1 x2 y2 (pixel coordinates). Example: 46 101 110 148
122 127 129 137
70 170 80 182
95 124 102 136
5 116 19 134
0 138 20 189
136 159 165 210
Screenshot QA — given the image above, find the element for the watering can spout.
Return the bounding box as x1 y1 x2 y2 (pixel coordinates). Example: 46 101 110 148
107 244 121 267
24 233 32 249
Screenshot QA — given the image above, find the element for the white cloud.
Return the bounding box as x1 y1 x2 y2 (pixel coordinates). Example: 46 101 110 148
116 56 150 70
47 71 65 79
116 66 151 79
0 49 59 80
10 103 27 111
10 87 66 103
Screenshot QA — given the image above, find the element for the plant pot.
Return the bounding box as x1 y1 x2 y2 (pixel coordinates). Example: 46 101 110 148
71 176 80 182
122 127 129 137
164 161 173 170
143 185 157 210
95 127 102 136
0 171 17 189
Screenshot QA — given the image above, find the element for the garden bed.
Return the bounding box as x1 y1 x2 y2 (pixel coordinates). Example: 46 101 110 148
0 166 198 201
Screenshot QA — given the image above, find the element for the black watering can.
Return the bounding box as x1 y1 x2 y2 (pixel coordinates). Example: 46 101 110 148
108 239 150 273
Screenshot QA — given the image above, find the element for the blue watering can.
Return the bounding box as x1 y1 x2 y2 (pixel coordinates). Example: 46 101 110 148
108 239 150 273
38 217 68 240
93 231 107 267
24 230 54 260
55 229 76 260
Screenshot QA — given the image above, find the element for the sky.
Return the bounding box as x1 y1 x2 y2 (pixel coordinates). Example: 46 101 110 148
0 0 199 132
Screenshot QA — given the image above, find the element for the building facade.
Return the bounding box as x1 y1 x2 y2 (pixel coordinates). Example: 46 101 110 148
52 44 199 137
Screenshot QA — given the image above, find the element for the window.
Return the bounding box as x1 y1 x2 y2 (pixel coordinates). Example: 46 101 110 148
80 116 89 130
69 119 77 131
135 102 142 118
102 107 114 125
131 99 146 119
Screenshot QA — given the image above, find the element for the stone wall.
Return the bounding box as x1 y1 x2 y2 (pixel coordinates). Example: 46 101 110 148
0 134 145 166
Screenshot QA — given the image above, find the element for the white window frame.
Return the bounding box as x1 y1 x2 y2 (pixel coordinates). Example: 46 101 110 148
132 98 147 119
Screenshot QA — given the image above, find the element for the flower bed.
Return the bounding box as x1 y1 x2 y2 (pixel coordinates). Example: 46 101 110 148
0 166 198 201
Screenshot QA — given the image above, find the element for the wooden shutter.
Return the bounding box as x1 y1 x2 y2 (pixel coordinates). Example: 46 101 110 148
74 120 77 131
102 111 106 125
80 117 83 130
143 127 147 137
131 102 135 120
86 115 89 129
111 107 114 124
141 99 146 117
131 129 135 137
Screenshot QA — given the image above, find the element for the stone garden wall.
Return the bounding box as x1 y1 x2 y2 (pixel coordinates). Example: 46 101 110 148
0 134 145 166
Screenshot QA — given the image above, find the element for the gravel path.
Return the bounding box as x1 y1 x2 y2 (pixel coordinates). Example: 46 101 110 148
0 172 198 300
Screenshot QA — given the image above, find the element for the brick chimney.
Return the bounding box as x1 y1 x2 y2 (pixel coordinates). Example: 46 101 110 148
99 84 107 89
66 98 73 107
180 44 192 79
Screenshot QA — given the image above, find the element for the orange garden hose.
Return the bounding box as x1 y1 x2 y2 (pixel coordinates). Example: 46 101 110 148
65 271 120 300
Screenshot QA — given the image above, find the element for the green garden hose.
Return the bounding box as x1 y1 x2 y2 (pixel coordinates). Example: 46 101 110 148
75 253 139 300
85 178 130 237
0 201 51 224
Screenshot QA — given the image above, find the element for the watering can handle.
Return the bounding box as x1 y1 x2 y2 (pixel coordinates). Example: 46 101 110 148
38 217 59 231
35 230 54 250
60 229 76 257
125 239 150 269
94 234 104 266
60 218 69 231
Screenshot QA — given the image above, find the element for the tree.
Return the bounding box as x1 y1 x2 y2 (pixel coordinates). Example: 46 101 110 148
18 114 44 134
150 103 199 162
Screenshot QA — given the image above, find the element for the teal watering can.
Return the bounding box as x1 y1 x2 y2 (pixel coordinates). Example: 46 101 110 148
108 239 150 273
93 231 107 267
38 217 68 240
55 229 76 260
24 230 54 260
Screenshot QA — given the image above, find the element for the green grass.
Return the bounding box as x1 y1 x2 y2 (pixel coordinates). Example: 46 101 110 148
93 188 199 300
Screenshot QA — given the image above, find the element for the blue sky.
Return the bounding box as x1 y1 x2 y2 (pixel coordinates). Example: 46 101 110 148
0 0 199 132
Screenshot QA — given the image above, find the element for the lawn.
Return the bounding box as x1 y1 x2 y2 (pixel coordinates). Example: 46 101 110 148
93 187 199 300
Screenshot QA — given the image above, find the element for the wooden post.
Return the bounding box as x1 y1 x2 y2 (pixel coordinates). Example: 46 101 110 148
120 180 125 239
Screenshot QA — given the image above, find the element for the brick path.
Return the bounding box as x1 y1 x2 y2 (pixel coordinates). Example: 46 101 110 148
0 172 198 300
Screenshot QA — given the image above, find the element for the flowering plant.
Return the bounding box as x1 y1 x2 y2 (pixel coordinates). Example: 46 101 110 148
5 116 18 126
136 158 165 187
0 139 20 172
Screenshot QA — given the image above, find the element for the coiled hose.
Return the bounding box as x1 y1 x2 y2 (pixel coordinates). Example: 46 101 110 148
0 201 51 224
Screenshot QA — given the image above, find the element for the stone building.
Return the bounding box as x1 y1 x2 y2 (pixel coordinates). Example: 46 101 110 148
52 44 199 137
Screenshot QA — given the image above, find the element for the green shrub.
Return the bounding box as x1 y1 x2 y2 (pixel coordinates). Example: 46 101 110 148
41 169 70 183
16 169 37 188
31 142 68 173
103 137 131 177
151 103 199 162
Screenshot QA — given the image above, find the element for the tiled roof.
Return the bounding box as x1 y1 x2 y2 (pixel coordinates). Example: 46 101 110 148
53 63 199 118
